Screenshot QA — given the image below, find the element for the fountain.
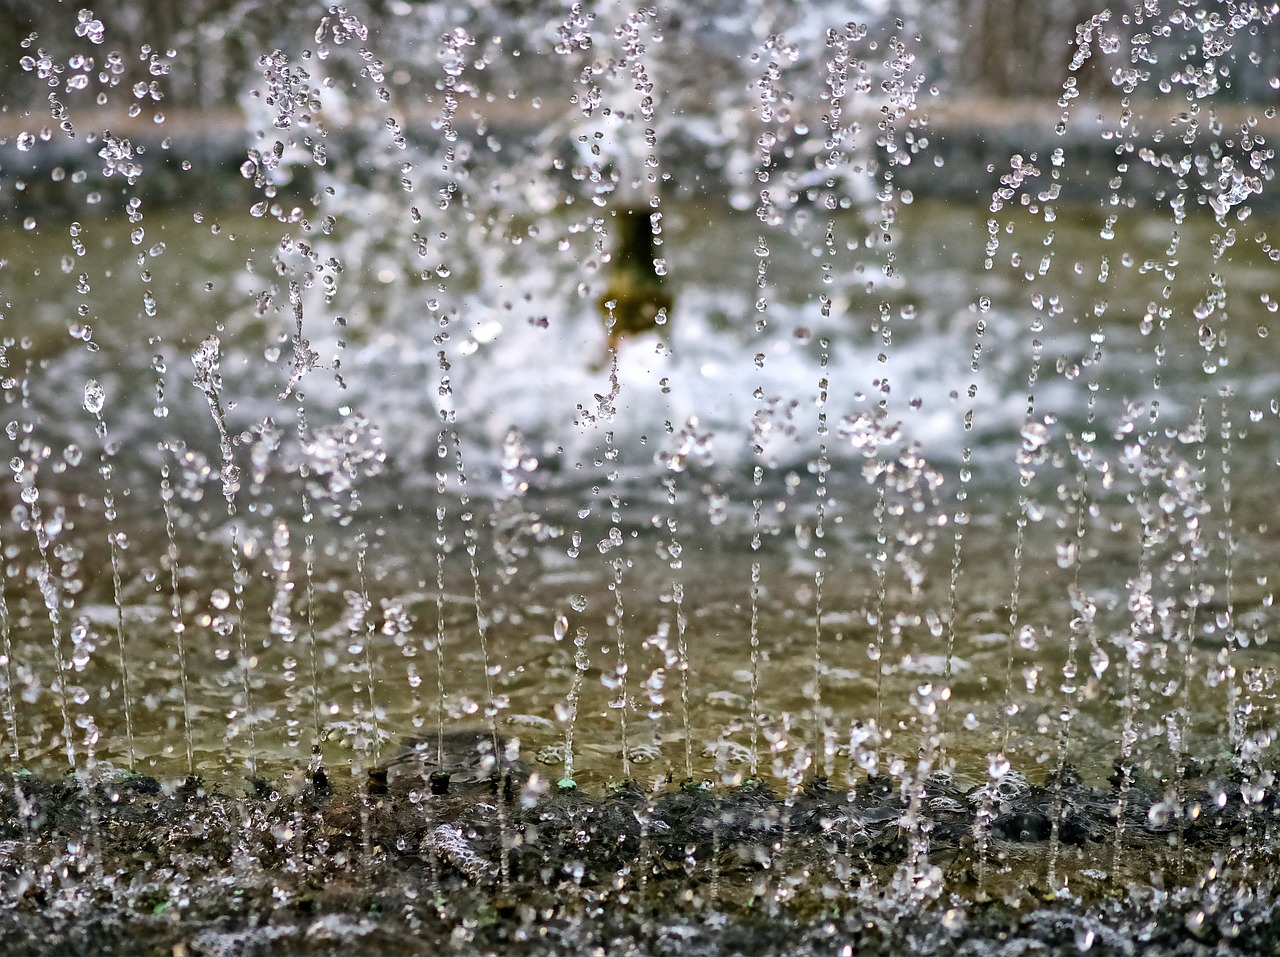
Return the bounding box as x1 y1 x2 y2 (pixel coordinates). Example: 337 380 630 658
1 0 1279 952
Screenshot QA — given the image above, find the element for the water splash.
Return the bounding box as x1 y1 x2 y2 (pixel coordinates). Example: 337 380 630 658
0 0 1279 950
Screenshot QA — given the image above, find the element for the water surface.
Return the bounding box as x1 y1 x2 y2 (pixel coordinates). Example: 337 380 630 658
2 196 1276 795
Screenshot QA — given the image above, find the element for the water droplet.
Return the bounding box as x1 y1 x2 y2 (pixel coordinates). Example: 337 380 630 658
83 380 105 415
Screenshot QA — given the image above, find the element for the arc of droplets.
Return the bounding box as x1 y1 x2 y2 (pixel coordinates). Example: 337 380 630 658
159 454 195 776
150 344 196 777
291 403 324 763
634 12 685 783
349 534 380 879
1213 305 1244 865
0 522 17 762
1138 13 1229 878
571 2 668 787
440 29 513 887
16 450 77 772
1190 2 1278 907
433 437 448 780
809 338 830 774
246 34 332 776
1048 345 1102 892
83 379 135 769
659 458 692 782
0 493 39 895
348 535 382 764
745 30 789 782
814 23 858 782
999 247 1046 760
414 321 453 902
0 509 37 898
599 356 631 782
19 437 110 882
454 421 512 888
1094 87 1150 885
1111 421 1152 880
632 3 686 793
1021 34 1108 889
967 126 1064 897
1033 19 1105 890
556 621 590 789
266 520 297 754
939 296 984 758
876 23 928 793
191 335 258 776
415 44 509 880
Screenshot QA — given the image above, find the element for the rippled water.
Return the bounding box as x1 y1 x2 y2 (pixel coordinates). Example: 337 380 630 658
4 196 1276 793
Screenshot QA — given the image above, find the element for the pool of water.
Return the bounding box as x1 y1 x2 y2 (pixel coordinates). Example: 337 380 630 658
3 193 1275 802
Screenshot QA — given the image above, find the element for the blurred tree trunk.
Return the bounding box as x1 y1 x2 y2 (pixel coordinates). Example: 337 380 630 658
953 0 1115 99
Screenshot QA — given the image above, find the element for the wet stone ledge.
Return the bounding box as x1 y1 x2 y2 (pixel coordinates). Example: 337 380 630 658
0 754 1277 956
